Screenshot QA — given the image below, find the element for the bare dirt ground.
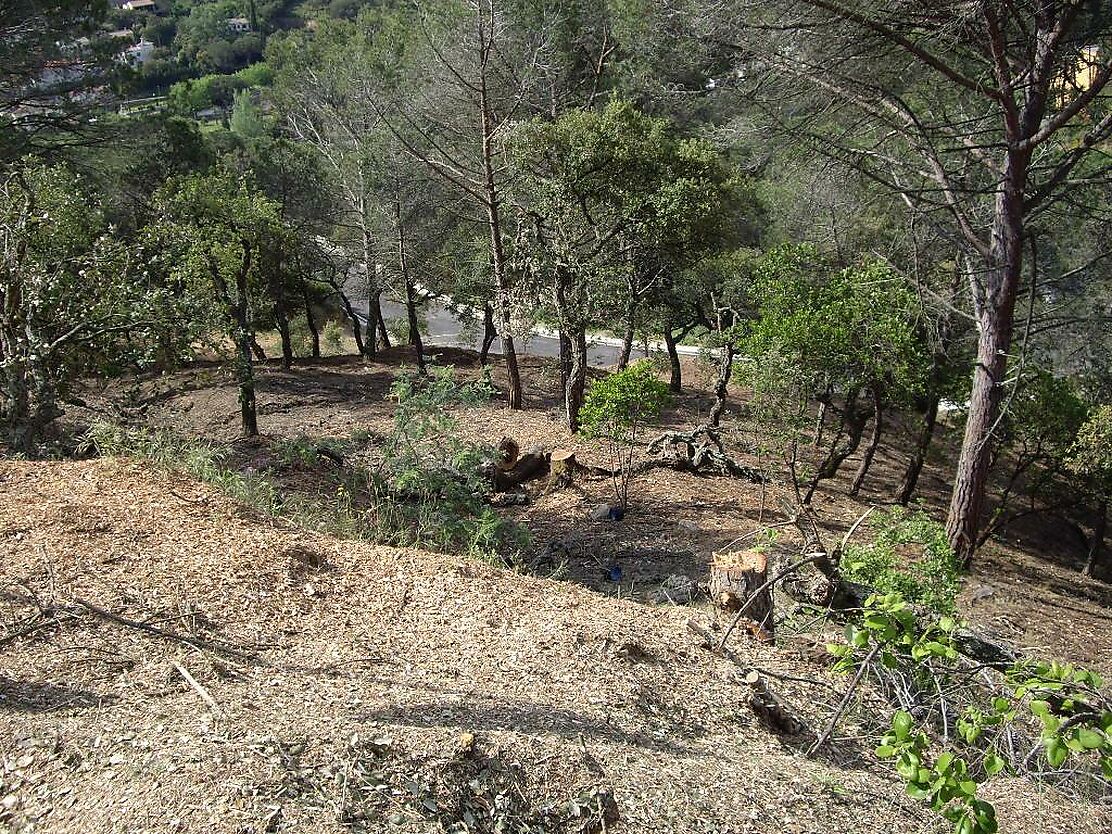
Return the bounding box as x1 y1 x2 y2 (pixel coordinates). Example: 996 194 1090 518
104 347 1112 673
2 348 1111 833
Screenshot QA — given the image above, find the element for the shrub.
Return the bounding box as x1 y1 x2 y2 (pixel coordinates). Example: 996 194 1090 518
841 508 962 613
321 320 344 354
579 361 671 510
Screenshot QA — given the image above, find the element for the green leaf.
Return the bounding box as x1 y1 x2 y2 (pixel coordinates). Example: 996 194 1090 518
892 711 914 740
875 745 896 758
983 753 1005 776
1045 737 1068 768
1077 728 1104 750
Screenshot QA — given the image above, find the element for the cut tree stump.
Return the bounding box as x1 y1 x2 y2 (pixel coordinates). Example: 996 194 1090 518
709 550 774 640
549 449 578 477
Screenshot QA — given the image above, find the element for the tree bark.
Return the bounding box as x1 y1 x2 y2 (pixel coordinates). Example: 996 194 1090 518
849 384 884 497
709 550 773 640
663 326 681 393
945 146 1030 565
896 393 940 505
476 32 521 409
394 198 425 373
1084 496 1108 578
804 387 868 504
707 343 735 428
479 303 497 365
234 273 258 437
565 326 588 433
336 289 366 358
360 216 377 361
302 288 320 358
617 299 636 371
376 300 391 351
275 304 293 370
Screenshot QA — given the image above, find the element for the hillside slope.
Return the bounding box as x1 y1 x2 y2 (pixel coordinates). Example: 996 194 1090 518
1 459 1107 833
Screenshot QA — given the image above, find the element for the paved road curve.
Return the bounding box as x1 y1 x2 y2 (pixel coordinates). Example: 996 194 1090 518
373 298 701 368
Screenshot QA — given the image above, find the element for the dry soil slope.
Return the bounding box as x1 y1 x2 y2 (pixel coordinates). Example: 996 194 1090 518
0 459 1105 833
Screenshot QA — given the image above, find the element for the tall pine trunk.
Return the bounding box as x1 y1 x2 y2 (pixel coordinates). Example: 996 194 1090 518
946 159 1027 564
478 51 521 409
395 198 425 373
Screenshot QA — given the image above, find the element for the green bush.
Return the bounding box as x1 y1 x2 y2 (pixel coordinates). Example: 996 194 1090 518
321 320 344 354
579 361 671 510
841 508 962 613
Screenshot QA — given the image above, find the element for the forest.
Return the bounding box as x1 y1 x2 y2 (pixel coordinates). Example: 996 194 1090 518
2 2 1112 833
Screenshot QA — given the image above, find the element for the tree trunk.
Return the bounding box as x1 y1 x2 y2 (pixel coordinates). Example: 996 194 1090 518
376 302 391 351
360 221 377 360
477 52 521 410
275 304 293 370
235 276 258 437
565 326 588 433
709 550 773 640
804 387 867 504
850 384 884 497
1084 496 1108 578
814 385 832 448
896 393 940 505
663 326 681 393
394 199 425 373
480 303 497 365
617 300 636 371
336 290 366 358
707 343 735 428
302 288 320 359
250 337 266 362
946 154 1028 566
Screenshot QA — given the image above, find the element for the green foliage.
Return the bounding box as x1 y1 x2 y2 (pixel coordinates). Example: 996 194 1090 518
745 246 928 401
380 366 527 563
321 320 344 354
841 508 963 614
830 592 1112 834
0 162 186 452
1068 405 1112 494
579 361 670 509
877 711 998 834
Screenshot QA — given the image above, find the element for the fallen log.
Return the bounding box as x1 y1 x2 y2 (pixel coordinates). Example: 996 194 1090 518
493 448 550 491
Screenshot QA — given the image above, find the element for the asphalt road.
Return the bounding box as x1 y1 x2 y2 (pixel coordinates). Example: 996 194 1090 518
374 298 687 368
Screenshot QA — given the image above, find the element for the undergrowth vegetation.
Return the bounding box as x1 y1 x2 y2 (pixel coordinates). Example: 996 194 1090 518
841 508 963 614
829 592 1112 834
84 366 527 565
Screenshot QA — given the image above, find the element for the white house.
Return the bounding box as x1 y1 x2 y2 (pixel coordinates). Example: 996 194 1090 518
122 0 157 12
227 17 252 34
119 38 156 68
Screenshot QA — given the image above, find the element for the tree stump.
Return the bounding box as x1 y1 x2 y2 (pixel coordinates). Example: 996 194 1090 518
550 449 578 477
709 550 773 639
